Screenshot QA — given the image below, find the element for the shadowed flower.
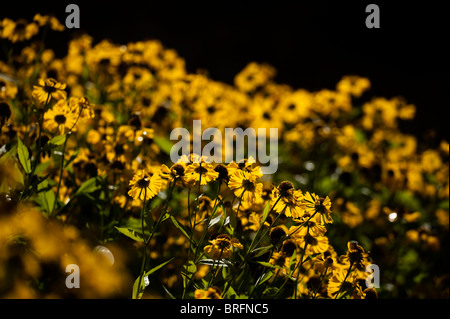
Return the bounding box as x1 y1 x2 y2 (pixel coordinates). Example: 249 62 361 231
32 78 67 104
204 234 243 260
271 181 305 219
303 192 333 224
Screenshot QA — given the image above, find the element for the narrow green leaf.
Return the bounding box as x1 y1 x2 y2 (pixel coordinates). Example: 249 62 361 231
144 257 175 277
170 216 192 241
257 269 274 286
255 261 284 270
115 226 145 242
162 285 176 299
17 137 31 174
262 202 271 224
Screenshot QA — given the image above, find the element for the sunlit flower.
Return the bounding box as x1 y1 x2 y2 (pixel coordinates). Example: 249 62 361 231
128 169 163 201
43 100 78 134
228 170 263 203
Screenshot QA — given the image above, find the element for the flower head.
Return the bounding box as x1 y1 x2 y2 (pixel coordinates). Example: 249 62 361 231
303 192 333 224
128 169 163 201
32 78 67 105
271 182 304 219
204 234 243 260
43 100 78 135
228 170 263 203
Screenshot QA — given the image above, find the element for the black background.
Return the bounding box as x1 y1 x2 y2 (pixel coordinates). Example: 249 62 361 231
2 1 448 141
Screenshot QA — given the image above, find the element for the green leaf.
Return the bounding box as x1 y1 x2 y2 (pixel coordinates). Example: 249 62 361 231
115 226 145 242
153 136 173 155
181 260 197 289
162 285 176 299
17 137 31 174
49 134 67 146
132 257 175 299
256 269 274 286
170 215 194 243
262 202 271 224
255 261 284 270
145 257 175 277
35 179 55 216
74 177 100 197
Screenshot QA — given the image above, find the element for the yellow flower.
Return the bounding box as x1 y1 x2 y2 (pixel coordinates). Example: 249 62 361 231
33 14 64 31
69 96 95 119
204 234 243 260
184 161 219 186
128 169 163 201
32 78 67 105
339 241 370 271
228 170 263 203
271 181 305 219
327 267 357 298
336 75 371 97
234 62 275 93
43 100 78 135
303 192 333 224
421 149 443 173
194 286 222 299
1 18 38 42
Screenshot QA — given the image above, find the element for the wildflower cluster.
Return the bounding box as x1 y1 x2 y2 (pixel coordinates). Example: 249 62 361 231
0 15 448 299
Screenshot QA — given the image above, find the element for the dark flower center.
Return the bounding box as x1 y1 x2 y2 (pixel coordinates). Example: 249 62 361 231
196 165 208 175
54 114 66 124
242 179 256 192
136 177 150 188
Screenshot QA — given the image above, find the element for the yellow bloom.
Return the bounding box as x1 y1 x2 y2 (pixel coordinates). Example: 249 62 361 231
1 18 38 42
339 241 370 271
204 234 243 260
234 62 275 93
194 287 222 299
32 78 67 104
336 75 371 98
303 192 333 224
33 14 64 31
271 181 305 219
228 170 263 203
184 161 219 186
69 96 95 119
127 169 163 201
43 100 78 135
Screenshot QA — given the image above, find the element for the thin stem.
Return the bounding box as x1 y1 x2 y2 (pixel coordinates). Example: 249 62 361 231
51 105 83 216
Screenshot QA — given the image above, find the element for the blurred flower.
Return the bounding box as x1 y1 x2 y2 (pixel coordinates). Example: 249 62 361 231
194 286 222 299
